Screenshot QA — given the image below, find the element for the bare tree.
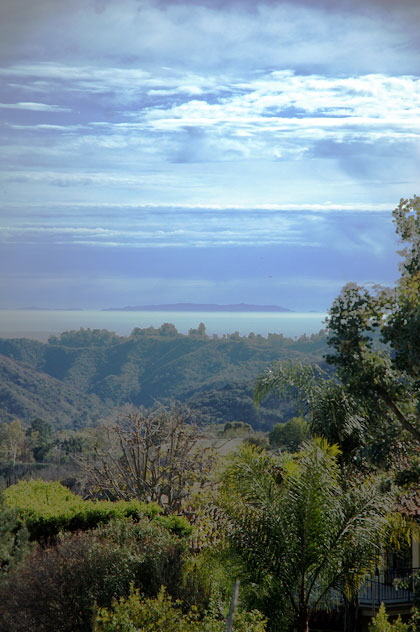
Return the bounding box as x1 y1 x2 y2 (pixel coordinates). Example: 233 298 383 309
82 405 217 513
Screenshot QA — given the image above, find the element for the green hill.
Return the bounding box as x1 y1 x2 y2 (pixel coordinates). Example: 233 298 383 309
0 326 328 430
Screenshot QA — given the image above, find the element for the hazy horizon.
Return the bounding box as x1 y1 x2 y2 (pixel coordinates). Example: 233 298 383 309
2 302 294 311
0 308 328 341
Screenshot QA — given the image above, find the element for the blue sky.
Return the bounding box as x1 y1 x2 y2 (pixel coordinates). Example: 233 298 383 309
0 0 419 311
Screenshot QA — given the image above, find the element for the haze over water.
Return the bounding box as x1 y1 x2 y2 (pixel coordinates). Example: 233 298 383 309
0 310 327 341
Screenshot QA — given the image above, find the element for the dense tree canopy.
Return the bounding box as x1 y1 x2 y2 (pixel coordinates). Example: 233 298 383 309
255 196 420 467
326 196 420 444
246 197 420 630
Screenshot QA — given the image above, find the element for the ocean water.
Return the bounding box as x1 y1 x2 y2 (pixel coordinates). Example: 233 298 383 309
0 310 327 341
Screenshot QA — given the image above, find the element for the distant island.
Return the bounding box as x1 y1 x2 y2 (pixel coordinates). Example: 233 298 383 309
104 303 292 312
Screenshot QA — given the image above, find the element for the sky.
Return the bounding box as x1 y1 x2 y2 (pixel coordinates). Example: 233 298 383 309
0 0 419 311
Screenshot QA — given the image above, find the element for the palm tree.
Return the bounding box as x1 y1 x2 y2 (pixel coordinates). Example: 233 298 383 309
219 439 392 632
255 362 368 459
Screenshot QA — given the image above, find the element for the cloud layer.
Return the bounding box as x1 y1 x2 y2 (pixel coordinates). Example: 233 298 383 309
0 0 418 311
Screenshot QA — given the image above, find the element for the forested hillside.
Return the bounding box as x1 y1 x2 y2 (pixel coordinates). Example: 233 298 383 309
0 325 328 430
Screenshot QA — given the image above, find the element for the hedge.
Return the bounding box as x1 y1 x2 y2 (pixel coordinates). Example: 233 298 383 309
3 479 192 541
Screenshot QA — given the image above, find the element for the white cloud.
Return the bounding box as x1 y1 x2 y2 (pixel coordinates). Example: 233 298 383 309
7 124 84 131
0 63 226 105
0 101 71 112
3 66 416 173
144 74 420 138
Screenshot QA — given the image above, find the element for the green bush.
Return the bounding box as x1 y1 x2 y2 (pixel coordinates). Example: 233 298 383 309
368 603 409 632
94 585 267 632
268 417 309 451
223 422 253 438
3 480 192 541
0 501 31 573
0 518 187 632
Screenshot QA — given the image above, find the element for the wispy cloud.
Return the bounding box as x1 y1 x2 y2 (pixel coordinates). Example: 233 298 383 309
0 101 71 112
0 205 398 251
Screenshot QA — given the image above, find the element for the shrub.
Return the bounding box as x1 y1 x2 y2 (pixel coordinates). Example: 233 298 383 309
3 479 192 542
268 417 309 451
368 603 410 632
222 422 253 438
0 501 30 572
0 518 186 632
94 585 267 632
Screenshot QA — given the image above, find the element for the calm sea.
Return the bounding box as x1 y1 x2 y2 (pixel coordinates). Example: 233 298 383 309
0 310 327 341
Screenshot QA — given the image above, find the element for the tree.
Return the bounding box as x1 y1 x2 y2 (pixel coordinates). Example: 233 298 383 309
48 328 122 347
0 499 30 573
158 323 179 337
82 405 216 513
219 440 392 632
326 196 420 445
188 323 208 338
26 418 54 462
256 197 420 466
255 363 369 463
383 196 420 379
268 416 309 451
0 420 26 465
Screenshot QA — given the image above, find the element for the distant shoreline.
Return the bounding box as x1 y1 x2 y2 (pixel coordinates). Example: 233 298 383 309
103 303 293 313
3 304 293 313
0 309 326 341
